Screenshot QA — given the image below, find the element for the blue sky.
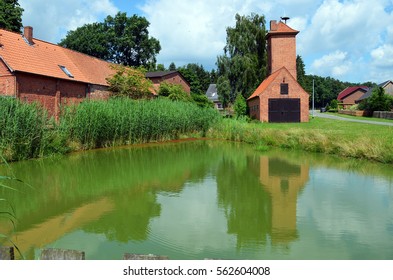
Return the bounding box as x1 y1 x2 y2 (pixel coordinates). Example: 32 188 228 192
18 0 393 84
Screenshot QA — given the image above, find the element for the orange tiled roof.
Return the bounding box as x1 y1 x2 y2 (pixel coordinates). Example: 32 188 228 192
268 21 299 37
247 68 282 100
0 28 115 86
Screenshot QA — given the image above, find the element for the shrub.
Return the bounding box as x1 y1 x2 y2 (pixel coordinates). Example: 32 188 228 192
107 65 153 99
233 94 247 118
358 87 392 112
159 82 192 102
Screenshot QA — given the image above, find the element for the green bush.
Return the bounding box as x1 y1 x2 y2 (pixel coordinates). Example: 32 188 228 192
358 87 392 112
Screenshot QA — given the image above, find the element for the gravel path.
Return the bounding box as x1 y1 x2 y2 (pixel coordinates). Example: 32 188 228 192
310 111 393 127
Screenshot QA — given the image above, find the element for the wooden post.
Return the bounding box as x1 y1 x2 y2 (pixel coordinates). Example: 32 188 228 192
40 248 85 260
123 253 169 260
0 246 14 260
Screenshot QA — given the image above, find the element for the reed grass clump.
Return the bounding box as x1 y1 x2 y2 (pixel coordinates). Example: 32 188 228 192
0 98 47 161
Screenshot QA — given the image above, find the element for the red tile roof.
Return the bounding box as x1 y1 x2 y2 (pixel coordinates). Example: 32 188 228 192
247 67 284 100
0 28 115 86
337 86 368 101
267 21 299 38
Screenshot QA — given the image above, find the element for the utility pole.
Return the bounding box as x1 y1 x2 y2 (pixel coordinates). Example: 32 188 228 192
312 79 315 118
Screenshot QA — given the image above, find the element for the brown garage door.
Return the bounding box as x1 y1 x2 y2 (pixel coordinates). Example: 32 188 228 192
268 98 300 123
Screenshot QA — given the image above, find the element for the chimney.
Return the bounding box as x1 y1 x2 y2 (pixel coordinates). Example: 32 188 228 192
24 26 34 45
270 20 279 31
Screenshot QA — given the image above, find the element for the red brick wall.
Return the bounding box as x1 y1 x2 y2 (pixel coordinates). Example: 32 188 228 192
89 84 111 100
268 35 297 79
249 69 309 122
0 60 16 96
16 73 86 117
342 89 367 105
149 73 191 94
248 97 260 120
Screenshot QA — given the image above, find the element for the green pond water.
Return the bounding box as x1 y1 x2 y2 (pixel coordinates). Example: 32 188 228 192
1 140 392 260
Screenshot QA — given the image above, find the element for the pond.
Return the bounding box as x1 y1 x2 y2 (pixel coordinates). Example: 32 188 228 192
1 140 392 260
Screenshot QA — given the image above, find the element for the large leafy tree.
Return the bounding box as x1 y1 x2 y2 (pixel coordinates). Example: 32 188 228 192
178 63 212 95
60 12 161 68
216 13 267 106
0 0 24 32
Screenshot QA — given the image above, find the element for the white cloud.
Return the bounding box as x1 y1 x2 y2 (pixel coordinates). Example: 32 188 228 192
140 0 319 69
371 44 393 67
19 0 118 43
16 0 393 82
311 50 351 78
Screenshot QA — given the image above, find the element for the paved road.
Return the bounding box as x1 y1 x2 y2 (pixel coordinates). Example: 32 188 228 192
310 111 393 127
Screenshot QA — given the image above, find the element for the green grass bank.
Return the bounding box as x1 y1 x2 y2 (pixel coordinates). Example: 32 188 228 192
207 117 393 164
1 96 393 164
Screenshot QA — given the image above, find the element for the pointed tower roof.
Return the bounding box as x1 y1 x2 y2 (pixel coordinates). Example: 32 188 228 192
267 20 299 38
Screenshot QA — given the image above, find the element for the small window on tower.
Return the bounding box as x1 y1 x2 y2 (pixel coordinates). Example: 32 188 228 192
280 83 288 95
59 65 74 78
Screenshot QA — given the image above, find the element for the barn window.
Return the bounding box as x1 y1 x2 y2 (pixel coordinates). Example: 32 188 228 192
280 83 288 95
59 65 74 78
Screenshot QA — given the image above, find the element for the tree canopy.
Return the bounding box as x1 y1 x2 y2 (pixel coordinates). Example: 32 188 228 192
59 12 161 68
177 63 214 95
216 13 267 106
0 0 24 32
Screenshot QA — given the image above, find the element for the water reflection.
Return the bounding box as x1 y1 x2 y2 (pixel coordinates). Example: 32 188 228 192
259 156 308 244
216 153 308 250
1 140 392 260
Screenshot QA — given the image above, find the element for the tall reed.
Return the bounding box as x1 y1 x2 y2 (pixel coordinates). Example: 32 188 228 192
0 97 47 161
61 98 220 150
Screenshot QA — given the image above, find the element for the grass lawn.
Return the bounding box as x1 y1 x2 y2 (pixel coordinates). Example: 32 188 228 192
325 112 393 123
208 116 393 163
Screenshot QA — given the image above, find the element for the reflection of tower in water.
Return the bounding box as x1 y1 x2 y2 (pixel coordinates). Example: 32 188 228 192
259 156 309 244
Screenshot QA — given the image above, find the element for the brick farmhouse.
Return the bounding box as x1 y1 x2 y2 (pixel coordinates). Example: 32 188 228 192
146 71 190 94
0 27 189 118
247 20 309 123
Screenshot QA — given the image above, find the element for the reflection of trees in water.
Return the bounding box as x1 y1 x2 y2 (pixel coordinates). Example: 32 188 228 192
83 191 161 242
0 141 222 247
216 155 273 249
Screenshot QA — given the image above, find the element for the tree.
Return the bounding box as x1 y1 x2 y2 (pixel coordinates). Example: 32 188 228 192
216 76 231 108
233 93 247 117
106 65 153 99
0 0 24 32
156 64 166 71
359 87 393 112
296 55 306 89
169 62 177 71
216 13 267 104
178 63 212 95
191 93 214 108
60 12 161 68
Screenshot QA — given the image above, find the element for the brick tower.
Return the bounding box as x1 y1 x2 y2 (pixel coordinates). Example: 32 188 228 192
267 20 299 79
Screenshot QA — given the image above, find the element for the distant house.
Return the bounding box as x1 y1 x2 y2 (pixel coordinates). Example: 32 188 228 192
356 80 393 103
0 26 116 118
205 84 223 110
337 86 368 108
145 71 190 95
247 20 309 123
